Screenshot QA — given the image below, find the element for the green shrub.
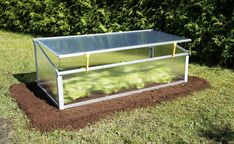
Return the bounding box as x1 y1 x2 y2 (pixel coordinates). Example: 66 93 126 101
0 0 233 68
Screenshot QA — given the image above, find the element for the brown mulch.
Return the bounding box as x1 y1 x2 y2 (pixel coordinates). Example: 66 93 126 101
9 76 209 132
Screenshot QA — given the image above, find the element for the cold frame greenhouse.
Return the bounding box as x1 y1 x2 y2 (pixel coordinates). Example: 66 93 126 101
33 30 191 110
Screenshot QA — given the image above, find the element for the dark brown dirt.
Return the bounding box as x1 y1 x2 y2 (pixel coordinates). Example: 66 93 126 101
9 76 209 132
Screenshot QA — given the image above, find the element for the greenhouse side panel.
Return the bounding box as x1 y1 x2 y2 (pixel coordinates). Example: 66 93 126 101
34 41 59 105
61 48 187 109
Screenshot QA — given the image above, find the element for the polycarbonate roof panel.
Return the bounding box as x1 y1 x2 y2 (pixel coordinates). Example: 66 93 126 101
36 30 191 58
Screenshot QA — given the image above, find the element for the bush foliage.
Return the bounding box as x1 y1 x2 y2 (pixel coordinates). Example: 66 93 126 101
0 0 233 68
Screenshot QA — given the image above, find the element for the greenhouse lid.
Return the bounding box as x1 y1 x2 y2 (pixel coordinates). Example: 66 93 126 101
35 29 191 58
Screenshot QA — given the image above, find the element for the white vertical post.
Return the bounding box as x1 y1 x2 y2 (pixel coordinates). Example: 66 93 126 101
149 46 154 58
184 55 189 82
57 75 64 110
33 39 39 86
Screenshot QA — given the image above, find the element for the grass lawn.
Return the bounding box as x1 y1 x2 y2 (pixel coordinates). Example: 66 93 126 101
0 30 234 143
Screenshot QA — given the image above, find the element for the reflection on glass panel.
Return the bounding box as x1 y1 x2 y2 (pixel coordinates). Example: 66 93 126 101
59 55 86 70
38 30 190 55
58 45 186 70
59 47 150 70
62 56 185 104
36 43 58 102
153 44 184 57
89 48 149 66
37 43 59 68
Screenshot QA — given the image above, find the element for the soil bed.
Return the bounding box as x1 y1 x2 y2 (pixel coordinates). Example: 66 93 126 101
9 76 209 132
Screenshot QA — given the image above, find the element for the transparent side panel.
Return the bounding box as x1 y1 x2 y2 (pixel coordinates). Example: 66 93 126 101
58 44 186 70
154 44 184 57
59 47 149 70
62 56 186 104
59 55 86 70
35 43 58 102
38 43 60 68
89 48 149 66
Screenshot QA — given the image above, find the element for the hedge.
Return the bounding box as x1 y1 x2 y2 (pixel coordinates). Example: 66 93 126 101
0 0 233 68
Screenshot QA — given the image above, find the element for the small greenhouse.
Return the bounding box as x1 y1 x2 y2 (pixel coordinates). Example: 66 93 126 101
33 30 191 110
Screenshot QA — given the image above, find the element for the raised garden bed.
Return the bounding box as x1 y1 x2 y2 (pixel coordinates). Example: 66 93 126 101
10 76 209 131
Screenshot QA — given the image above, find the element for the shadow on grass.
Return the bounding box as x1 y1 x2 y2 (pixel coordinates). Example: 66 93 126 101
200 123 234 144
13 72 36 83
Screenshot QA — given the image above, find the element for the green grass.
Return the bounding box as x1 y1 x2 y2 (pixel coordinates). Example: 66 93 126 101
0 30 234 143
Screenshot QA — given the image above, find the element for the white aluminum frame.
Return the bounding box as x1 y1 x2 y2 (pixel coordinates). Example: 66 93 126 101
33 31 191 110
